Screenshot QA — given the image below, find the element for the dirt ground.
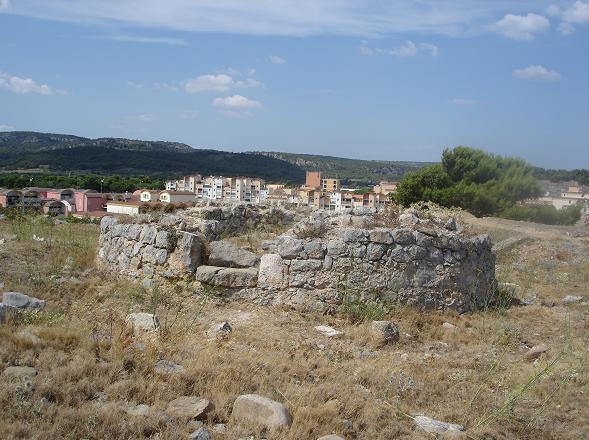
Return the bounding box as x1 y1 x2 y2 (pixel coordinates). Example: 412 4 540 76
0 215 587 439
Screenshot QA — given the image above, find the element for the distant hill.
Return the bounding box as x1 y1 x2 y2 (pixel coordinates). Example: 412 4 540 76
0 132 304 183
255 151 433 186
0 131 194 155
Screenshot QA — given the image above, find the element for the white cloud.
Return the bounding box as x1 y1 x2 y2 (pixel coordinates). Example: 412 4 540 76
0 124 15 131
0 0 10 11
3 1 564 38
390 40 418 57
0 71 56 94
512 65 561 81
97 35 187 45
558 21 576 35
449 98 476 105
184 73 260 93
212 95 261 108
362 40 438 57
127 81 144 89
135 114 156 122
563 1 589 23
494 13 550 40
269 55 286 64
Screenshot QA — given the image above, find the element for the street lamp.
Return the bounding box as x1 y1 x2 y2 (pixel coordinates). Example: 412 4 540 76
100 178 104 194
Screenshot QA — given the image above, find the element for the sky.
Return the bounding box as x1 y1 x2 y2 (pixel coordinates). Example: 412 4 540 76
0 0 588 169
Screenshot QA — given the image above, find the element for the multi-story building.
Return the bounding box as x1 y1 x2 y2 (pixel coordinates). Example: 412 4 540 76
165 174 268 204
373 181 398 196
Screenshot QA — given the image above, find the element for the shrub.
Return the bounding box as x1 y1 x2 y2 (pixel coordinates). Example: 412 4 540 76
498 203 582 225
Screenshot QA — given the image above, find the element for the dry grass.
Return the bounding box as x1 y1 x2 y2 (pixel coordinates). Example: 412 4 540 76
0 215 588 439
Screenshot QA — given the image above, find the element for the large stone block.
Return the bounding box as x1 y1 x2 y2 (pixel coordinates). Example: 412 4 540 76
232 394 292 429
208 240 259 268
258 254 287 288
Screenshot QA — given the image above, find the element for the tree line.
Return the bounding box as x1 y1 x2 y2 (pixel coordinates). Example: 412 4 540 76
0 174 163 193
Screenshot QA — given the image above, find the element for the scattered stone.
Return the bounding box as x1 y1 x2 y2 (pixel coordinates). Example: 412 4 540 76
370 321 399 345
212 423 227 434
154 360 184 374
562 295 583 305
442 322 457 329
125 312 159 336
189 427 211 440
399 213 419 226
207 321 232 338
413 415 464 434
17 330 41 344
2 292 45 309
314 325 343 338
166 396 212 420
444 218 457 231
2 366 38 380
32 234 45 242
232 394 292 429
524 344 549 362
123 403 150 417
208 240 259 268
317 436 345 440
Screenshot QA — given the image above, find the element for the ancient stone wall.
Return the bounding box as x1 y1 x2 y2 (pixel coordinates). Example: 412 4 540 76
96 206 496 313
256 224 495 313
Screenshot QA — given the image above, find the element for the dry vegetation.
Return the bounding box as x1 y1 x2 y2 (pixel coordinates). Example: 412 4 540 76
0 214 588 439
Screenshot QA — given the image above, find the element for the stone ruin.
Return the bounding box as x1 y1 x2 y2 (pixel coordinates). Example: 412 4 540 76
97 204 496 313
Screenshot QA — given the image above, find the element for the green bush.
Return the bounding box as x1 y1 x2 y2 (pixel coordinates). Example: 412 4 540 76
394 147 542 217
498 203 582 225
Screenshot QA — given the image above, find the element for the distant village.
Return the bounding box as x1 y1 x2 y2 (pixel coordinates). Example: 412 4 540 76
1 172 588 218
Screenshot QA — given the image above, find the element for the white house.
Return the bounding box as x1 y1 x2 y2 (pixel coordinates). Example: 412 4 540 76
140 190 160 202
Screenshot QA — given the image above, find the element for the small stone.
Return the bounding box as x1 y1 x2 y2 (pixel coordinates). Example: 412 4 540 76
212 423 226 434
166 396 212 420
370 321 399 345
189 427 211 440
232 394 292 429
125 312 159 335
444 218 457 231
123 403 150 417
17 330 41 344
562 295 583 305
314 325 343 338
414 415 464 434
154 360 184 374
524 344 549 361
317 436 345 440
207 321 232 337
442 322 457 329
3 366 38 380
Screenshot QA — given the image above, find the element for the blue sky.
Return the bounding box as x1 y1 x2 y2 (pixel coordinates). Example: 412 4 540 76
0 1 588 168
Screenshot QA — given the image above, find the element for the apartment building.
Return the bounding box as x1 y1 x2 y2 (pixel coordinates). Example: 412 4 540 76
536 184 589 214
165 174 268 204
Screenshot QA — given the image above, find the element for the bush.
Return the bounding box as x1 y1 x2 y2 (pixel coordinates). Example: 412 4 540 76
394 147 541 217
498 203 582 225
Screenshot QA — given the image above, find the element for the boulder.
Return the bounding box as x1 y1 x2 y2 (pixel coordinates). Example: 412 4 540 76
2 292 45 309
196 265 222 284
166 396 212 420
232 394 292 429
257 254 287 288
208 240 259 268
326 240 348 257
369 228 394 244
444 218 457 231
414 415 464 434
290 259 322 272
370 321 399 345
125 313 159 335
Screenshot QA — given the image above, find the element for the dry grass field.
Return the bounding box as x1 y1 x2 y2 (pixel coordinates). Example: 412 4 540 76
0 214 587 439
